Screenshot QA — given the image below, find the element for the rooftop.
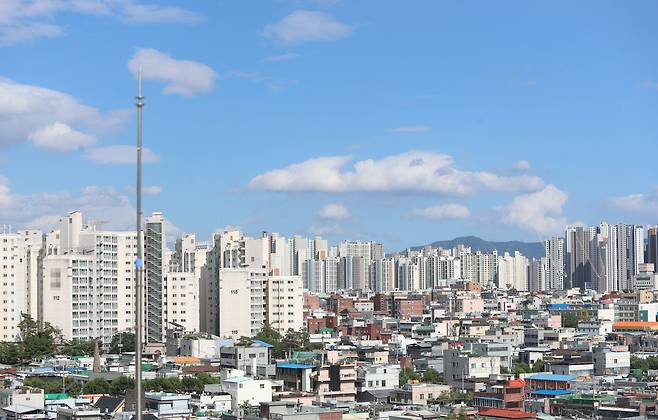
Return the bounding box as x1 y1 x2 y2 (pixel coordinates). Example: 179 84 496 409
528 374 577 382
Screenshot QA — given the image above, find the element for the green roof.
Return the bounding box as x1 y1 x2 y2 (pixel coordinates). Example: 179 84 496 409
142 363 156 372
45 393 69 400
319 327 334 333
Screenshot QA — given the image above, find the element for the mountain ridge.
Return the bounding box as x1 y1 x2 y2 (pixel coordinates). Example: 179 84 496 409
407 235 544 259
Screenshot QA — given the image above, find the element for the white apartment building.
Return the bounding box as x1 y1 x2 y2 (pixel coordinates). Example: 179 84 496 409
371 258 395 292
497 251 528 291
0 232 28 341
265 276 303 333
42 212 138 343
215 268 267 339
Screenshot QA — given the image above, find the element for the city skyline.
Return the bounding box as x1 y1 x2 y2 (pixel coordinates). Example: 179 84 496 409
1 1 658 249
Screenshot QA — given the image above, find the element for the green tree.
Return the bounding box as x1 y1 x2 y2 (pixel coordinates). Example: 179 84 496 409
60 340 96 357
500 366 510 374
512 362 531 376
237 336 252 347
531 359 545 373
24 377 64 394
561 312 581 328
0 343 22 365
109 332 135 353
399 368 420 386
422 368 442 384
83 378 111 394
64 377 82 396
110 376 134 396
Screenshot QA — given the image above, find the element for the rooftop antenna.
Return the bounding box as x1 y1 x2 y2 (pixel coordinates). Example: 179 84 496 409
134 66 145 420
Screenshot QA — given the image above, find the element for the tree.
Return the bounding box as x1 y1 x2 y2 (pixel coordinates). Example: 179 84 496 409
83 378 111 394
561 312 581 328
512 362 531 376
399 368 420 386
24 377 64 394
64 377 82 396
60 340 96 357
109 332 135 353
237 336 252 347
531 359 545 373
110 376 134 396
500 366 510 374
18 314 38 340
0 343 22 365
422 368 442 384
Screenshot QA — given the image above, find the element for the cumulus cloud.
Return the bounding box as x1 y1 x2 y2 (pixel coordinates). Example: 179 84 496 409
0 77 129 149
412 203 470 220
84 145 160 165
388 125 431 133
609 187 658 214
0 179 134 231
0 0 201 45
262 10 352 45
514 160 530 171
27 122 95 151
319 203 350 220
500 184 568 238
128 48 218 97
248 151 545 196
263 52 299 63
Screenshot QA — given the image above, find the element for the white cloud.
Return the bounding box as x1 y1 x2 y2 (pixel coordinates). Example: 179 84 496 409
609 187 658 214
412 203 470 220
28 122 95 151
0 77 128 149
262 10 352 45
500 184 568 238
263 52 299 63
514 160 530 171
0 179 134 231
319 203 349 220
143 185 163 195
128 48 218 97
388 125 431 133
84 145 160 165
0 0 201 45
248 151 545 196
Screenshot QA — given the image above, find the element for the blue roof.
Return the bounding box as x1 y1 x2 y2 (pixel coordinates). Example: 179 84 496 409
528 374 577 382
530 389 574 396
277 362 314 369
548 303 570 310
251 340 273 348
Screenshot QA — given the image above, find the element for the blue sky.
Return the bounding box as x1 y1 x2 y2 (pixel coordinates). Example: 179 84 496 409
1 0 657 249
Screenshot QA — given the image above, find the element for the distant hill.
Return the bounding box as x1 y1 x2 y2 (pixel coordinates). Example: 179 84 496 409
409 235 544 259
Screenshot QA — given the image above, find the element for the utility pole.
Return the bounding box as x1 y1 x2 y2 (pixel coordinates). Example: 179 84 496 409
135 68 145 420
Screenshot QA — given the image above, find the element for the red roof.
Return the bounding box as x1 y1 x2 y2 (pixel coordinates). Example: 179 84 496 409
478 408 536 419
507 379 526 388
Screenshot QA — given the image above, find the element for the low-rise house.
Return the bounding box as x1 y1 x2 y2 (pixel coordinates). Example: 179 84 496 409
473 379 526 411
221 376 272 412
592 344 630 376
390 383 450 406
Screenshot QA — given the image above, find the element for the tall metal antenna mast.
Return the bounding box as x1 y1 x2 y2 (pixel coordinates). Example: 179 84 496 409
135 67 145 420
